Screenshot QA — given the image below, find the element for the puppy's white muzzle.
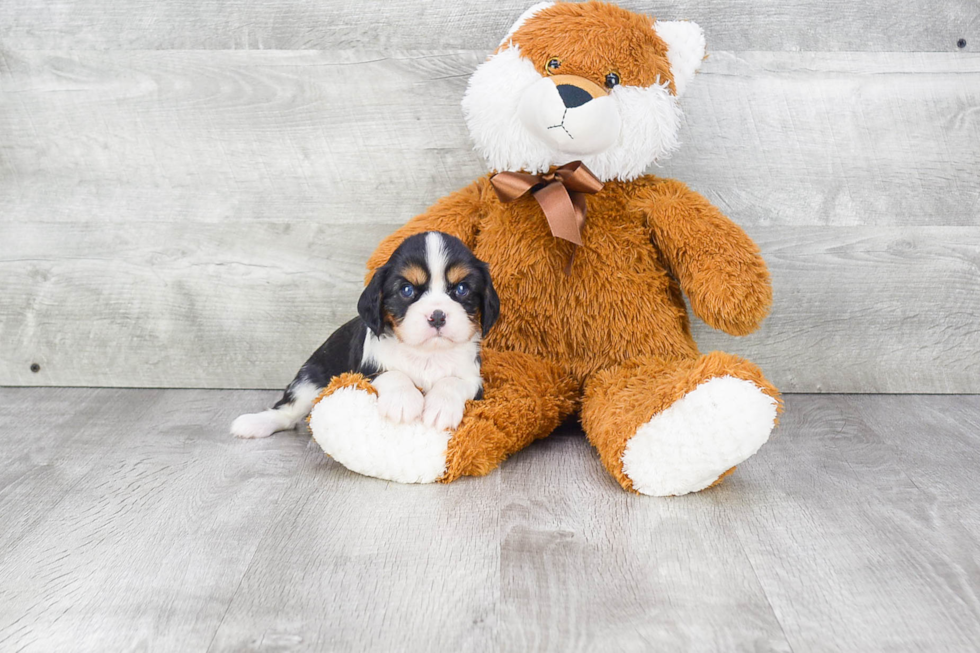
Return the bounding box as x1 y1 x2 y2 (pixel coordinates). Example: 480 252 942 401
400 292 474 348
517 75 621 156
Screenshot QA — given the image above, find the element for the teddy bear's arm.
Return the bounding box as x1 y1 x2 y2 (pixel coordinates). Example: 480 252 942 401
636 180 772 336
364 179 486 278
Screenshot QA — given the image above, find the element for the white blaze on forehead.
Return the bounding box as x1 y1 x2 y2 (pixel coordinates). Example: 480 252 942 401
391 231 475 346
425 232 448 295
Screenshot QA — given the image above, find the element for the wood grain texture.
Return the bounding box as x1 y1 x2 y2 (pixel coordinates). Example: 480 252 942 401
2 48 979 390
2 222 978 392
0 388 149 557
0 221 392 388
2 49 978 391
695 226 980 393
840 395 980 541
2 50 978 228
0 49 487 227
496 425 793 652
716 394 980 651
3 389 980 651
206 432 500 653
1 0 977 52
0 388 309 652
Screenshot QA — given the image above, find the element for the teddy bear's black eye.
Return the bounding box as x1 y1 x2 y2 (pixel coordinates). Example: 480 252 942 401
605 72 621 88
546 58 561 72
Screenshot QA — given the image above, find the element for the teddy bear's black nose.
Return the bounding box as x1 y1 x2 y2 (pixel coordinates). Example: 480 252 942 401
556 84 592 108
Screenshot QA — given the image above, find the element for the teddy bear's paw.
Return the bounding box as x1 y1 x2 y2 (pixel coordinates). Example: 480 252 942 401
622 376 778 496
308 385 451 484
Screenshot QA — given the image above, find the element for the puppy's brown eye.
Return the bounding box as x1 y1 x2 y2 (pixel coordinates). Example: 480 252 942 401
399 284 415 299
546 58 561 73
605 72 620 88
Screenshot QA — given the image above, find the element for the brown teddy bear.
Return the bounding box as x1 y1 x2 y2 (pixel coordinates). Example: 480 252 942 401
309 0 780 496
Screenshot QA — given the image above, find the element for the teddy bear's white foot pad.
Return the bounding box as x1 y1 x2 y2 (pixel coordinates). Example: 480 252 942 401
309 387 451 484
622 376 778 497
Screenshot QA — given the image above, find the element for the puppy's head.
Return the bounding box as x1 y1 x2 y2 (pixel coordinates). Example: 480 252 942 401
358 232 499 348
461 1 706 182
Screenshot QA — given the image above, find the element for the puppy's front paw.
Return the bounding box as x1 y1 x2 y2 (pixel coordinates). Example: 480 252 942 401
377 386 425 424
422 391 465 431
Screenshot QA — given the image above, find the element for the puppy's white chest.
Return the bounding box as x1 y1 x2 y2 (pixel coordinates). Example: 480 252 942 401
363 333 480 393
401 346 480 393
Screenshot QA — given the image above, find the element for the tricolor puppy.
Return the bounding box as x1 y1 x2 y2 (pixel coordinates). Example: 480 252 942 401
231 232 499 438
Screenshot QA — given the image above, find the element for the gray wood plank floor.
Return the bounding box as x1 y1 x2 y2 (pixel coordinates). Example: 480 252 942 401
1 388 978 652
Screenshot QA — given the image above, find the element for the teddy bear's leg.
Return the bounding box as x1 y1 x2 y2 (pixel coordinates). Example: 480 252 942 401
308 353 577 484
580 352 781 496
308 372 454 484
441 349 578 482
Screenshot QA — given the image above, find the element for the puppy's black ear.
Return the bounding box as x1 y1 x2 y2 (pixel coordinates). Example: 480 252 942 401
478 262 500 337
357 265 389 336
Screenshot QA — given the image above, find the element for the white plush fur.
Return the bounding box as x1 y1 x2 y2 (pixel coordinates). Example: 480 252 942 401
621 376 778 496
309 387 451 484
517 77 621 155
461 44 682 182
231 380 319 439
653 21 706 98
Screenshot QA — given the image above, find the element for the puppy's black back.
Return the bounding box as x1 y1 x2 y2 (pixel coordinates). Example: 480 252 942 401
272 317 377 409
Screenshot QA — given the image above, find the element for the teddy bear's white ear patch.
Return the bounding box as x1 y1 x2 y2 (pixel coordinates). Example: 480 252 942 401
653 20 706 97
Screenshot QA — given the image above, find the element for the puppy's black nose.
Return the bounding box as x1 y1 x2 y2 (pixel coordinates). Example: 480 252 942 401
428 310 446 328
556 84 592 108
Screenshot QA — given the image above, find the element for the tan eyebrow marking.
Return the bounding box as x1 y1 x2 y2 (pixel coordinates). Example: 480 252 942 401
400 264 429 287
447 264 474 287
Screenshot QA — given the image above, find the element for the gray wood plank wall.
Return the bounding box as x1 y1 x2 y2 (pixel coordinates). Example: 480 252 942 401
1 2 978 392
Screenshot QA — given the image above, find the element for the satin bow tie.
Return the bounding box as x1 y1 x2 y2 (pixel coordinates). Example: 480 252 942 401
489 162 604 255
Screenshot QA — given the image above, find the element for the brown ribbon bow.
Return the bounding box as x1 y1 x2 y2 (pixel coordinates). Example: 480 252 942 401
489 161 604 249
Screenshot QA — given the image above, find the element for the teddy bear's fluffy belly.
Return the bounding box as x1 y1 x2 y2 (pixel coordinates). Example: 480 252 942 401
477 217 700 386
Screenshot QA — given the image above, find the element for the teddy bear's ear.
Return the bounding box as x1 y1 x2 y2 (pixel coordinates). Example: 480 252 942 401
653 20 706 97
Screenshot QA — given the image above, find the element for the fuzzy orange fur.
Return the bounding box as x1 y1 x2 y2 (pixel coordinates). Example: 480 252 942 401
442 349 577 482
312 373 378 409
580 351 781 492
367 173 778 488
355 2 777 491
504 1 676 93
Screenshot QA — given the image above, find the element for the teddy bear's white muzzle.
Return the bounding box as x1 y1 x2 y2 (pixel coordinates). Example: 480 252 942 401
517 77 621 156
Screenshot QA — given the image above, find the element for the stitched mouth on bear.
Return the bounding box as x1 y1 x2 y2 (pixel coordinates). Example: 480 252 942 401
517 75 621 156
547 108 573 139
